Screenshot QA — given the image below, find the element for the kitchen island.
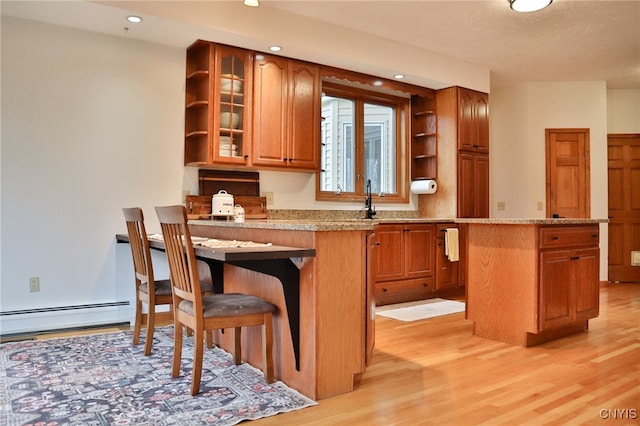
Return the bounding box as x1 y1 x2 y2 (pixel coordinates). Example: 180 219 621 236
458 218 607 347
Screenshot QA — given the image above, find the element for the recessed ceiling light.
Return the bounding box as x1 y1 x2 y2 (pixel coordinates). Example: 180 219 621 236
508 0 552 12
269 45 282 52
127 16 143 23
393 74 405 80
244 0 260 6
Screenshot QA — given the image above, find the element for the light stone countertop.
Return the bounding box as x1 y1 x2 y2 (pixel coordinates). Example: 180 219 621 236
189 217 455 232
455 218 608 225
189 210 607 232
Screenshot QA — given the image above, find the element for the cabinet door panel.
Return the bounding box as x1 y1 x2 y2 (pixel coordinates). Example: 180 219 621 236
289 62 320 168
573 247 600 321
405 225 434 279
252 55 288 165
540 250 573 330
374 226 404 282
458 152 475 218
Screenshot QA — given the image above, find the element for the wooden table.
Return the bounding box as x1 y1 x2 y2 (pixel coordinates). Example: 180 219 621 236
116 234 315 371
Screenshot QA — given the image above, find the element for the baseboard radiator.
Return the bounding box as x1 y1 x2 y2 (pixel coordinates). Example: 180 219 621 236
0 301 132 336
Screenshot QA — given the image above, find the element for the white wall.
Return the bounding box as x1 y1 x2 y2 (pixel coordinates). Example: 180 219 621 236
607 89 640 133
1 17 185 332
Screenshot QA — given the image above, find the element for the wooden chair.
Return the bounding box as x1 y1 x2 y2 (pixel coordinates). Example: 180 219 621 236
155 205 276 395
123 207 212 355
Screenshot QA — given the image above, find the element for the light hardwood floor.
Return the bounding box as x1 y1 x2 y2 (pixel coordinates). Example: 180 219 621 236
256 282 639 425
13 283 639 425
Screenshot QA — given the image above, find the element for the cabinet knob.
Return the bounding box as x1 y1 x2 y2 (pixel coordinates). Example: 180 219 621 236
570 256 580 260
374 241 381 246
551 236 559 240
382 288 388 292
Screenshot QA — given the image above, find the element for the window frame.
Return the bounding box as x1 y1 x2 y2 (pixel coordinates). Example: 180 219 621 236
316 82 410 203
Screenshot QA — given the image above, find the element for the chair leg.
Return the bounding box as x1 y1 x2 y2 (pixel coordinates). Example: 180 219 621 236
172 322 183 379
205 330 213 349
144 303 155 356
263 312 275 383
191 325 205 396
233 327 242 365
132 296 142 346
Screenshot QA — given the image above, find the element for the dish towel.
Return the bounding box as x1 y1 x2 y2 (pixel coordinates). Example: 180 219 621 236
444 228 459 262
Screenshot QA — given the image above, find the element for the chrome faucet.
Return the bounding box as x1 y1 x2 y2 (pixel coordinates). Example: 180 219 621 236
365 179 376 219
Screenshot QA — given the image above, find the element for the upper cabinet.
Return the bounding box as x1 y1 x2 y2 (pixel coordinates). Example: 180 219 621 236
410 94 438 180
184 42 320 171
457 87 489 153
252 54 321 171
184 41 253 167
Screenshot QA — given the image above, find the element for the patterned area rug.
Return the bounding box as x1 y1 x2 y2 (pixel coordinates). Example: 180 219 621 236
376 298 466 322
0 326 316 426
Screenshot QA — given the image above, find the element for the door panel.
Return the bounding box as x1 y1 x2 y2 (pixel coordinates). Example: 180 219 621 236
545 129 590 218
608 134 640 282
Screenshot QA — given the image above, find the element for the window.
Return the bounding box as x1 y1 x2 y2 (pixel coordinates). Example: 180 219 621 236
318 82 409 203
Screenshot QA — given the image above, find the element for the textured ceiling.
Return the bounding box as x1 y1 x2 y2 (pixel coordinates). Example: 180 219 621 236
1 0 638 89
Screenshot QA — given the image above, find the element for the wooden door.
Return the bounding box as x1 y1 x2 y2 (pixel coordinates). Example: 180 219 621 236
288 61 320 169
373 225 404 282
252 54 288 166
545 129 590 218
539 249 573 330
573 247 600 320
608 134 640 282
404 225 434 279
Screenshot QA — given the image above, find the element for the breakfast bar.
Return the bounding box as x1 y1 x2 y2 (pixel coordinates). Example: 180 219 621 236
116 233 315 371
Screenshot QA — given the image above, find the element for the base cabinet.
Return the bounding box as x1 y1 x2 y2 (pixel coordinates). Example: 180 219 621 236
539 231 600 331
373 223 464 306
467 223 600 347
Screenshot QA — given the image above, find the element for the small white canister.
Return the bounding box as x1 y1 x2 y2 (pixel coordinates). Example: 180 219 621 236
234 204 245 223
212 190 234 216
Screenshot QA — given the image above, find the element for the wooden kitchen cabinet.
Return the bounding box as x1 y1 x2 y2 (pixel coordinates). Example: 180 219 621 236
458 151 489 218
374 224 434 305
252 54 321 171
425 87 489 219
457 87 489 153
539 227 600 330
434 224 460 292
466 222 600 347
184 41 253 167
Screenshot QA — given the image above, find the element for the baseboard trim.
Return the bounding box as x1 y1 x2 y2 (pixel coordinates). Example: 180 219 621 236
0 302 133 335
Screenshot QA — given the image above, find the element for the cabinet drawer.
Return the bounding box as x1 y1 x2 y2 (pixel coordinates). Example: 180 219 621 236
375 278 433 306
539 226 599 249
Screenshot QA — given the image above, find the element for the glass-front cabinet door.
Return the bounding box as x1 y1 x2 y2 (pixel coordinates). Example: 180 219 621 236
213 45 253 165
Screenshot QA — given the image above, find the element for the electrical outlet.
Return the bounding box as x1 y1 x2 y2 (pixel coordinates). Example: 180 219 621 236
537 201 544 211
29 276 40 292
497 201 506 211
262 192 274 206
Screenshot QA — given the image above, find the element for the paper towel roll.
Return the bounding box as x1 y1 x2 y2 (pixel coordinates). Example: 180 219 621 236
410 179 438 194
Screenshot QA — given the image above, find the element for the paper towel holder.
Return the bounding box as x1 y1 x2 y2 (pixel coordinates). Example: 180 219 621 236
410 179 438 195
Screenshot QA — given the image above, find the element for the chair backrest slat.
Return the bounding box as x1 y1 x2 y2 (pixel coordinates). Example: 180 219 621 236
123 207 154 285
156 205 202 309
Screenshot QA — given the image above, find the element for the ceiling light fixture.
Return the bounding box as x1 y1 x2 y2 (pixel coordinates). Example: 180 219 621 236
269 45 282 52
127 15 143 23
244 0 260 7
508 0 552 12
393 74 405 80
